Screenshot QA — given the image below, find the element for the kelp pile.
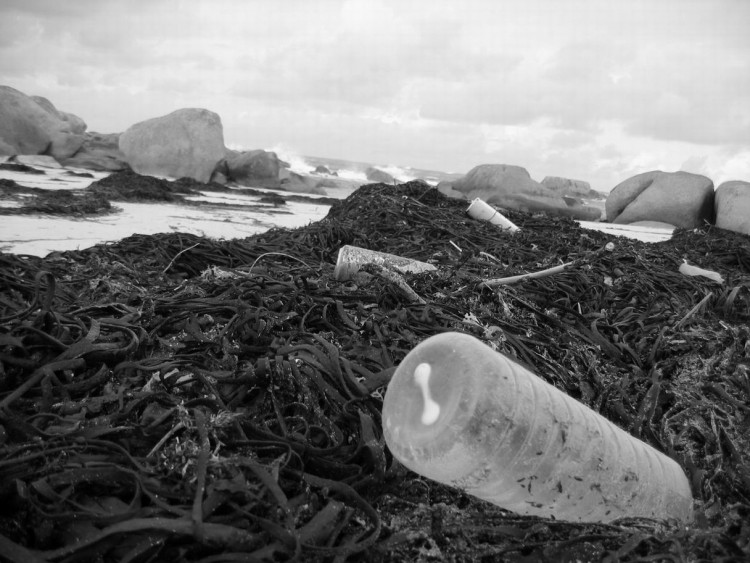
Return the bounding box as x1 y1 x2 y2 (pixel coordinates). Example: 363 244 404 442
1 181 749 562
0 179 111 216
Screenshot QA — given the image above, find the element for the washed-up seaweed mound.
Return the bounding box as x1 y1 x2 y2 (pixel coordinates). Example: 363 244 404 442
0 163 46 175
0 179 112 216
1 181 749 561
87 170 197 202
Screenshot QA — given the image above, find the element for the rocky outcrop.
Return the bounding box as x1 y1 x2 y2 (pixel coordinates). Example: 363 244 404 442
606 171 714 229
28 95 86 134
312 164 337 176
541 176 603 199
281 172 328 195
365 167 396 184
119 108 225 183
60 132 128 171
13 155 62 168
217 150 334 195
439 164 601 221
223 149 283 187
714 180 750 236
59 111 87 135
0 85 87 159
450 164 545 200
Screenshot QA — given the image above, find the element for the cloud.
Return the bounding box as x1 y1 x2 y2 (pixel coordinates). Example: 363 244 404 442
0 0 747 189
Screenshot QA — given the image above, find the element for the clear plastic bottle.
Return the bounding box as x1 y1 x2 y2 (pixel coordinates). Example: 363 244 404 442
382 332 693 523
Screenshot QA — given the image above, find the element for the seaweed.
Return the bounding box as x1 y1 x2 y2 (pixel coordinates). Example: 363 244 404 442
1 181 749 561
87 170 196 202
0 187 112 216
0 163 46 175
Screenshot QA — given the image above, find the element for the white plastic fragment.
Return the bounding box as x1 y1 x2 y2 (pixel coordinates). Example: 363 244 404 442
679 260 724 284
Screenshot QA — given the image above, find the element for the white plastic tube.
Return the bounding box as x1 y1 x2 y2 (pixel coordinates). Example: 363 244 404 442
382 332 693 523
466 198 520 232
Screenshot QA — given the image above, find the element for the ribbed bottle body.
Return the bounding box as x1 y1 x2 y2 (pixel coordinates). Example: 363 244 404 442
382 332 693 523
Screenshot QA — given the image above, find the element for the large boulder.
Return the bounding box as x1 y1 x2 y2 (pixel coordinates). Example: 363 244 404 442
714 180 750 236
224 149 283 187
450 164 550 200
312 164 337 176
14 155 62 168
441 164 601 221
0 85 87 159
365 167 396 184
281 172 328 195
606 171 714 229
119 108 225 183
26 94 87 158
541 176 603 199
59 111 87 135
61 132 129 171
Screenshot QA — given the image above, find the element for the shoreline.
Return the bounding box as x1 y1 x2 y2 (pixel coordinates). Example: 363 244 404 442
1 161 668 258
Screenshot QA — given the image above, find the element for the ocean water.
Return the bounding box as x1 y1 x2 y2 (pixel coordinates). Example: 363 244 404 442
276 149 465 189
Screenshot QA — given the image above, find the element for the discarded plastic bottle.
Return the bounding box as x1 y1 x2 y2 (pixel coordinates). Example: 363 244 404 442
382 332 694 523
334 245 436 281
466 198 520 232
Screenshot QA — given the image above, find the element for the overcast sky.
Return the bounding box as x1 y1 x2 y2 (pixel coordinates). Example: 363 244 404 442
1 0 748 191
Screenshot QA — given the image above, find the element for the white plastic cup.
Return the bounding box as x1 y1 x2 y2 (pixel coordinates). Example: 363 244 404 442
334 245 437 281
382 332 694 523
466 198 520 232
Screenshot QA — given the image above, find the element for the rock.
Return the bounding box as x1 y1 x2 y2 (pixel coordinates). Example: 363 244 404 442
451 164 548 200
0 85 60 155
0 139 15 155
119 108 225 183
714 180 750 236
562 195 583 207
49 132 86 160
59 111 87 135
210 170 228 185
606 171 714 229
26 92 86 158
0 161 46 174
29 96 87 134
61 132 128 172
444 164 601 221
365 167 396 184
30 95 59 117
0 86 87 159
437 180 467 200
313 164 337 176
504 193 602 221
303 175 362 195
224 149 283 187
14 155 62 168
280 172 328 195
541 176 602 199
313 178 339 189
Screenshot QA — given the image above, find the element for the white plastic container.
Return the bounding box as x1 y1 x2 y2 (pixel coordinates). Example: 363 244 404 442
382 332 693 523
334 245 436 281
466 198 519 232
